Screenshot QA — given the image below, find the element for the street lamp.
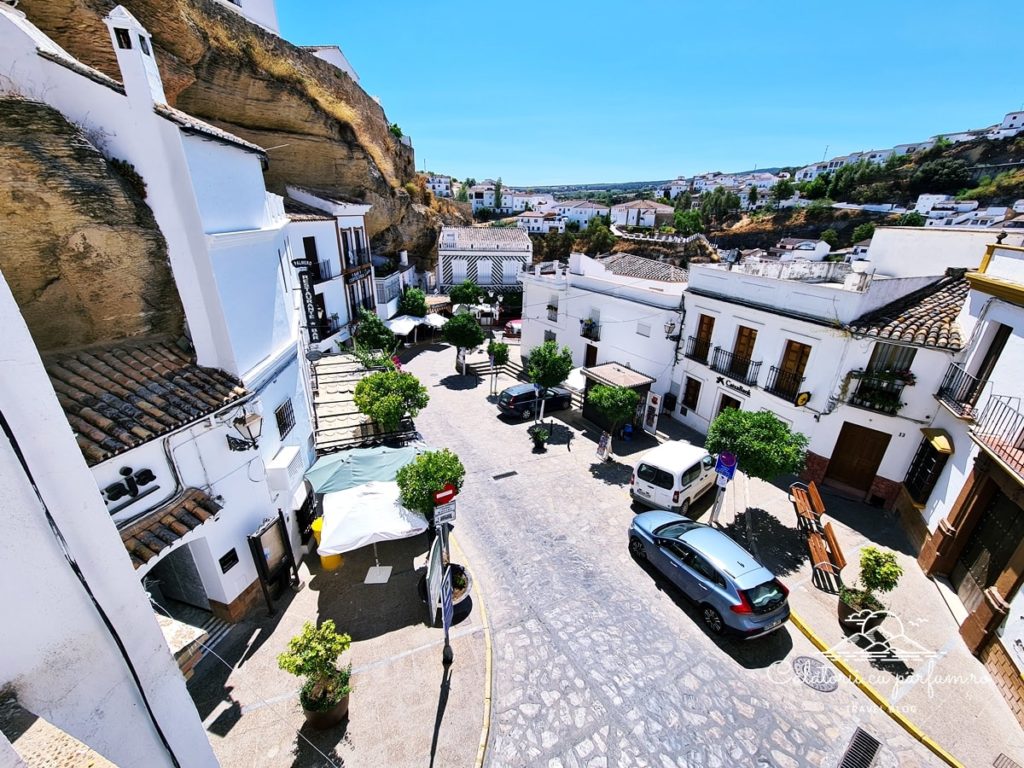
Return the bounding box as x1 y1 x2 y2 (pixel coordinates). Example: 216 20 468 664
227 412 263 451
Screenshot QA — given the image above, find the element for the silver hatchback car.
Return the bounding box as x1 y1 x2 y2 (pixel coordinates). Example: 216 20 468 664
628 511 789 638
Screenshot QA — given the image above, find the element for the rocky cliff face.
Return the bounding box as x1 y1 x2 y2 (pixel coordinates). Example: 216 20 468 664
17 0 467 260
0 98 183 351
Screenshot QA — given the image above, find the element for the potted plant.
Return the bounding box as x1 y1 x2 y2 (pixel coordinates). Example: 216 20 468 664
528 424 550 451
277 620 352 729
838 546 903 633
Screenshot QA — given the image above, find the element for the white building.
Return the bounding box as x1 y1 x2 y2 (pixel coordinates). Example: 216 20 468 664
436 226 532 291
675 254 969 510
768 238 832 261
516 210 566 234
611 199 674 228
215 0 279 34
908 241 1024 723
552 200 611 229
467 181 554 215
425 173 452 197
300 44 359 82
519 252 686 396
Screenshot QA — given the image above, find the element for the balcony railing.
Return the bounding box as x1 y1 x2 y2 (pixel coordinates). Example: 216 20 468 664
973 396 1024 479
580 320 601 341
847 374 906 415
937 362 982 418
346 246 372 269
710 347 761 386
317 316 344 338
546 306 558 322
685 336 711 365
312 260 335 285
359 296 375 312
765 366 805 403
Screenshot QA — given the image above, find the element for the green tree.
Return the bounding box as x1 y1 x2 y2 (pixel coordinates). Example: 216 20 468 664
565 220 581 233
464 177 477 188
896 211 926 227
395 449 466 522
674 209 704 237
802 174 830 200
354 308 396 353
909 158 970 195
398 286 427 317
747 186 758 208
353 369 429 431
820 228 839 248
526 341 574 422
493 177 503 210
851 222 876 243
443 312 485 374
588 385 640 438
389 123 403 138
770 178 795 203
700 187 742 226
448 280 482 305
674 190 693 212
704 409 808 482
487 340 510 366
581 215 615 255
455 184 469 203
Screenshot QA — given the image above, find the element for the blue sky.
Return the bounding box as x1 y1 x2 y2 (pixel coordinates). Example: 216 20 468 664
278 1 1024 187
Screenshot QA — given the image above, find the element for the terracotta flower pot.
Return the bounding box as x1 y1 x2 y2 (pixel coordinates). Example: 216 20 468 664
838 595 886 635
303 693 349 730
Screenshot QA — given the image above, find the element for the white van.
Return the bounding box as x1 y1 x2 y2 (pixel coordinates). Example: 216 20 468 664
630 441 717 514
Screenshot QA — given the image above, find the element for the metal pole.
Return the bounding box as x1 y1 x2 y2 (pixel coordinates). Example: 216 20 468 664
442 521 454 666
709 484 725 526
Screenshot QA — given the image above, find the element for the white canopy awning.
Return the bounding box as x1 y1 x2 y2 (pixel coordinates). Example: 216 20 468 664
316 481 427 556
386 315 421 336
422 313 448 329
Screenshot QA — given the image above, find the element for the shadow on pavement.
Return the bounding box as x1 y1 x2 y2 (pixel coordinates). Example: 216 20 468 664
631 553 794 670
436 374 480 391
396 343 447 364
589 460 632 486
428 665 453 768
290 720 349 768
720 508 808 579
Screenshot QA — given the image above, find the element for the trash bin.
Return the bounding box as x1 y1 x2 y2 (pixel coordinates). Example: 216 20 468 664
622 424 633 441
310 517 343 570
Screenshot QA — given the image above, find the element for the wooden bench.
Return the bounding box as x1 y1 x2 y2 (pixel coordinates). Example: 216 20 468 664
807 481 827 518
822 522 847 573
806 522 847 592
789 484 821 532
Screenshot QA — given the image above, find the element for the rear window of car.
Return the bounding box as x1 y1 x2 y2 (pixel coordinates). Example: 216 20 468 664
637 464 673 489
744 580 786 610
681 463 701 486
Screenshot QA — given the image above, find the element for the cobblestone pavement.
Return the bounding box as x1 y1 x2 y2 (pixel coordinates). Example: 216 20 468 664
402 344 946 768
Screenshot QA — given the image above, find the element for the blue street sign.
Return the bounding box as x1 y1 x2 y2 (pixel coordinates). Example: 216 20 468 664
715 451 737 480
441 566 454 632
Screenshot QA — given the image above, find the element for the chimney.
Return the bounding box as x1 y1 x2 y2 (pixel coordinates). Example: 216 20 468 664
399 250 409 266
104 6 166 106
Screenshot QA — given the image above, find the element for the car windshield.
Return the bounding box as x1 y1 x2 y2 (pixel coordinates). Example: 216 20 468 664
499 392 512 403
654 520 699 540
744 580 785 608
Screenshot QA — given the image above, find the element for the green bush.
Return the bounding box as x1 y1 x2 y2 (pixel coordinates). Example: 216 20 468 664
278 620 352 711
705 409 808 481
395 449 466 520
487 341 510 366
353 369 429 430
398 287 427 317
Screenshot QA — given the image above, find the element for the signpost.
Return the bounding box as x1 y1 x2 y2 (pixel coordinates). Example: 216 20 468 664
642 392 661 436
433 484 458 666
425 535 443 625
709 451 737 526
596 431 611 461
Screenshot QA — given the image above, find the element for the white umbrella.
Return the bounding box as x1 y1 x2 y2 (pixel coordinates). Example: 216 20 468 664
421 313 448 329
386 315 420 336
317 481 428 583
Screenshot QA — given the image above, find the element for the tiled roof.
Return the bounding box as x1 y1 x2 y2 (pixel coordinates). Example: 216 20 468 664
583 362 655 389
44 341 248 466
438 226 532 249
284 197 334 221
121 488 221 568
612 200 674 212
596 253 688 283
154 103 266 157
846 271 969 350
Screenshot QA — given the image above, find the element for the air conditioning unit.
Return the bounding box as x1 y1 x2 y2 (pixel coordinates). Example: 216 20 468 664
266 446 303 494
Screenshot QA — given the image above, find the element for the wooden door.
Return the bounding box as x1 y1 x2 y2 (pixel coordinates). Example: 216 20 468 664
717 394 742 416
780 340 811 378
733 326 757 361
585 344 598 367
824 422 891 492
951 489 1024 612
694 315 714 362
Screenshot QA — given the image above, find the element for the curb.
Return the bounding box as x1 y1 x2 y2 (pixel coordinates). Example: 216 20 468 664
788 611 963 768
451 533 493 768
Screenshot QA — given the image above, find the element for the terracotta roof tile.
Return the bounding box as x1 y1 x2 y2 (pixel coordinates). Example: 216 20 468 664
596 253 688 283
44 340 248 466
154 103 266 157
846 271 969 350
121 489 221 567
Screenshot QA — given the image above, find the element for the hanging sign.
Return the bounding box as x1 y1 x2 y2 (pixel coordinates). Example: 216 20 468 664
298 271 321 343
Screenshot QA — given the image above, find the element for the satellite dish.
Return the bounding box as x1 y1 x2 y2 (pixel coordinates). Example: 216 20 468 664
795 391 811 407
305 349 324 362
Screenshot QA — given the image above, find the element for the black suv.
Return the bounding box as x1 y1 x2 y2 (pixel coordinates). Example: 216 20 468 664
496 384 572 420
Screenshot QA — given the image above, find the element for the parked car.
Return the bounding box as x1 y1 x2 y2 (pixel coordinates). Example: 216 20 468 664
497 383 572 420
628 512 790 638
630 441 716 514
503 319 522 338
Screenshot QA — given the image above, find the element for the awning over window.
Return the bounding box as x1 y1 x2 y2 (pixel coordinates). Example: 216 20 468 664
920 427 954 455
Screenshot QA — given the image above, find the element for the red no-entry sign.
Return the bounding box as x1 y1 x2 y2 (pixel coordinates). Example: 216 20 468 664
433 483 458 506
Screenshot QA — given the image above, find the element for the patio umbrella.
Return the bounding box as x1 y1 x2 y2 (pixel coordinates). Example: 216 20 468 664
305 445 422 495
317 481 428 584
421 313 448 329
385 315 420 336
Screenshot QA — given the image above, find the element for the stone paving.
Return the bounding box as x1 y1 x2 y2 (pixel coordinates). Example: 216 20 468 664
402 343 947 768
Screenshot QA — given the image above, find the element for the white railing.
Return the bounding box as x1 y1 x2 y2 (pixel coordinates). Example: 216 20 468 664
730 258 853 284
375 271 403 304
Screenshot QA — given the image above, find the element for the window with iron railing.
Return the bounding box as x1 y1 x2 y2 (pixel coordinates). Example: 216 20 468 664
936 362 982 418
765 366 804 403
972 395 1024 480
904 438 950 504
710 347 761 386
685 336 711 365
847 374 905 415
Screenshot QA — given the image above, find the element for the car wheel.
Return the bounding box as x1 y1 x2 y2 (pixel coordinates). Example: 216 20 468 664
521 407 533 420
628 537 647 561
678 497 690 515
701 605 725 635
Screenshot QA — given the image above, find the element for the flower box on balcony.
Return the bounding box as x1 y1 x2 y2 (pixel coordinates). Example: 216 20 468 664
850 368 916 385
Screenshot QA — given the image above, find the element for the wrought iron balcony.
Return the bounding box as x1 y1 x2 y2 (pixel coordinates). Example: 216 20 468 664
311 260 336 285
847 374 906 415
546 306 558 322
765 366 805 403
710 347 761 386
936 362 982 419
317 316 344 338
685 336 711 365
973 396 1024 480
346 246 372 269
580 319 601 341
